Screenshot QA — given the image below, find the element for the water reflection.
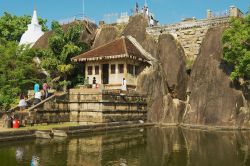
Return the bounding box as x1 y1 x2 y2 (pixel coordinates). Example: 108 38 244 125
0 127 250 166
15 147 23 162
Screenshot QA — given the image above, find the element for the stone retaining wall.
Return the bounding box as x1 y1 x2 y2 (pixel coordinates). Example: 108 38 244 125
0 130 36 142
147 17 229 60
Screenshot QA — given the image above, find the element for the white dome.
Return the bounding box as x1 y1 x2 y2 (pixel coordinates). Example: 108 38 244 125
19 10 44 46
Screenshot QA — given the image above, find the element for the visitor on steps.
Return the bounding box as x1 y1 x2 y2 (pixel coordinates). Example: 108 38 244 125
92 77 97 88
18 93 27 111
121 78 127 91
43 82 49 99
34 83 39 93
34 91 42 105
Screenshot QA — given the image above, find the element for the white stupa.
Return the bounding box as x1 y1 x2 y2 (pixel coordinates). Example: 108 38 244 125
19 9 44 46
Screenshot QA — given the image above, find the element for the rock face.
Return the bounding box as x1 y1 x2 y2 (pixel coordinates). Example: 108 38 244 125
183 27 245 127
92 26 120 48
122 15 148 44
33 20 97 49
158 34 188 100
122 15 158 58
137 34 188 124
89 14 250 127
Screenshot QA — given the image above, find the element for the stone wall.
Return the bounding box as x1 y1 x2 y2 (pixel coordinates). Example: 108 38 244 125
147 17 229 60
10 90 147 125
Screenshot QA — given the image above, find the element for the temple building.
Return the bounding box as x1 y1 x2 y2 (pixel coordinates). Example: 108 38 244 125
71 36 151 90
19 8 44 46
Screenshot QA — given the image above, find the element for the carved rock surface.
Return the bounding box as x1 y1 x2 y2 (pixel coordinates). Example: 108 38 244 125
183 27 245 126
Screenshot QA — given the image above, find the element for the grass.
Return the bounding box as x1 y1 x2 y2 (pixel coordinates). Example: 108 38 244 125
25 122 79 130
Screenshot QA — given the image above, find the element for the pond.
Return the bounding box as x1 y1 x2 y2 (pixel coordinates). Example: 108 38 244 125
0 127 250 166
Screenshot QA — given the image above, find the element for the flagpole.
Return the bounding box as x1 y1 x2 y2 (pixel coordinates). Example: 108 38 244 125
82 0 85 18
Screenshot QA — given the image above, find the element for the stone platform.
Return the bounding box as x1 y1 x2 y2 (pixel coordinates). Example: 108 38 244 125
9 89 147 125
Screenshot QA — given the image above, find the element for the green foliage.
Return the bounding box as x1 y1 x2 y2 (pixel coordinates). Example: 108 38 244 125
0 40 40 110
222 12 250 81
0 16 88 109
51 21 61 31
41 21 89 90
0 12 48 42
49 35 65 55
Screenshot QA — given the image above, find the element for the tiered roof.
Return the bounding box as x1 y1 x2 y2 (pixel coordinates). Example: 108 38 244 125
71 36 150 62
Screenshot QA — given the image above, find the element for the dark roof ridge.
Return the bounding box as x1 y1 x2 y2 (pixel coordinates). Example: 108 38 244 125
72 37 123 60
121 36 128 56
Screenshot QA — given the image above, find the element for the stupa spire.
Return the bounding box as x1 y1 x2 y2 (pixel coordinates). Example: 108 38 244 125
31 10 39 25
19 0 44 46
31 0 38 25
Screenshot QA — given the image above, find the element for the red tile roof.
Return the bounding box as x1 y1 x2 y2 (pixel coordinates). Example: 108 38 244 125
71 36 149 62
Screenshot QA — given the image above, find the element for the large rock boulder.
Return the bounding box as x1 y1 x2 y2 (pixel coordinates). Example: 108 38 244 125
33 20 97 49
158 34 188 100
122 15 148 44
137 33 188 124
92 26 120 48
137 65 168 123
183 26 245 127
137 65 186 124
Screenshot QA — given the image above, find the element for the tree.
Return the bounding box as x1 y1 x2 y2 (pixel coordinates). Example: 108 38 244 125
0 40 40 110
40 21 89 90
0 12 48 42
222 10 250 82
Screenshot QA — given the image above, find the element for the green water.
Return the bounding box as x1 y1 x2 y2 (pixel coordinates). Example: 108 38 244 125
0 127 250 166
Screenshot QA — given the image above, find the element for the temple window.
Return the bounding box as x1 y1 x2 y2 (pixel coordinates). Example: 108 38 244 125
87 66 93 75
118 64 124 73
95 65 99 75
127 64 134 75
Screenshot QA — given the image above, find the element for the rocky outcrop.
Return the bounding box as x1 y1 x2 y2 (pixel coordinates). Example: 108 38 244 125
183 26 247 127
92 26 120 48
137 34 188 124
122 15 148 44
158 34 188 100
33 20 97 49
89 14 250 128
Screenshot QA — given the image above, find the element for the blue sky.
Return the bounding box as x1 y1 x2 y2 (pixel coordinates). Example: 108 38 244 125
0 0 249 27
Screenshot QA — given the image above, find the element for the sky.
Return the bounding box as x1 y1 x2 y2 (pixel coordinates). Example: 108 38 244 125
0 0 249 27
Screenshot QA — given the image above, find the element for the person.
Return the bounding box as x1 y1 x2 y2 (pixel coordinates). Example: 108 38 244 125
34 83 39 93
34 91 42 105
149 15 154 27
146 7 149 17
92 77 96 88
30 155 39 166
18 93 27 111
121 78 127 91
42 83 49 99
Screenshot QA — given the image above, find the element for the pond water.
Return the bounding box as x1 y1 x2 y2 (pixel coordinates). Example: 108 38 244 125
0 127 250 166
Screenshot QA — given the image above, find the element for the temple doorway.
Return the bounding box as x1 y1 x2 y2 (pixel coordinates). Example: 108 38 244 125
102 64 109 84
